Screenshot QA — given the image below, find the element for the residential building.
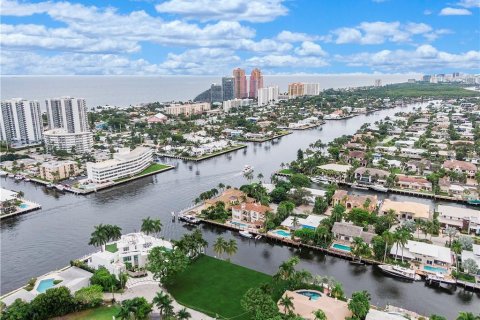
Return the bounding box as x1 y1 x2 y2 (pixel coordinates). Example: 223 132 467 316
281 214 326 230
210 83 223 103
249 68 263 98
233 68 247 99
222 98 253 113
354 167 389 183
86 147 153 184
379 199 431 220
344 150 367 166
88 232 173 276
45 97 89 133
331 190 378 212
257 86 279 106
437 204 480 234
231 202 271 228
221 77 235 101
390 240 453 267
164 103 211 116
0 98 43 147
288 83 320 99
395 175 432 192
443 160 478 178
461 244 480 278
43 129 93 154
204 188 253 210
39 160 80 181
317 163 352 181
332 222 376 245
146 113 167 125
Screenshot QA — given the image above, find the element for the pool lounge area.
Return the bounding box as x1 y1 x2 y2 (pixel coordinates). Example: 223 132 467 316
271 229 291 238
331 243 352 252
422 265 448 274
35 278 57 293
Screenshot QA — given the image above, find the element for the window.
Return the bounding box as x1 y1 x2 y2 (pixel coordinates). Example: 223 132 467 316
123 256 131 262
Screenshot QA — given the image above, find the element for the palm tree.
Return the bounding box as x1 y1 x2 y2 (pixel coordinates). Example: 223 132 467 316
88 224 109 251
257 173 264 182
224 239 238 261
218 183 225 192
141 217 162 237
444 226 457 246
313 309 327 320
456 312 478 320
279 294 294 314
384 209 397 229
292 216 300 230
213 237 226 259
394 229 412 262
152 291 173 317
381 230 394 262
177 308 192 320
116 303 133 320
451 240 462 271
106 224 122 242
352 237 369 263
274 257 299 281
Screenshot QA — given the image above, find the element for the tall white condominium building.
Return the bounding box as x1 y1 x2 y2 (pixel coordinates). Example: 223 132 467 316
46 97 89 133
0 98 43 147
87 147 153 184
44 129 94 154
257 86 279 107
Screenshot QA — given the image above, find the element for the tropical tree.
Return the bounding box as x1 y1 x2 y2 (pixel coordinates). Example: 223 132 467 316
381 230 394 262
313 309 327 320
456 312 479 320
348 291 371 320
141 217 162 237
213 237 227 259
274 257 300 282
463 258 478 275
330 282 344 299
393 228 412 262
351 237 370 263
444 226 457 246
152 291 174 317
224 239 238 261
117 297 153 320
88 224 122 251
451 240 463 271
177 308 192 320
279 294 295 314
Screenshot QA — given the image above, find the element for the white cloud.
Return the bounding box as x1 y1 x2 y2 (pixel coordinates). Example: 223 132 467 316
423 9 433 15
276 30 317 43
458 0 480 8
294 41 327 56
338 45 480 71
439 7 472 15
245 54 328 68
155 0 288 22
332 21 447 44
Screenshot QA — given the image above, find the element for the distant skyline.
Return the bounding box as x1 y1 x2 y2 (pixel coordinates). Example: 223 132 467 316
1 0 479 75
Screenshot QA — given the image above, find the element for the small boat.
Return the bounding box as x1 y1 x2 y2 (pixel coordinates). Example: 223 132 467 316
46 183 54 189
8 173 14 178
350 259 366 266
14 175 24 181
242 165 253 174
24 177 31 182
378 264 420 281
426 273 457 285
351 183 369 190
0 170 7 176
55 184 65 191
239 230 254 238
179 214 200 225
370 184 388 192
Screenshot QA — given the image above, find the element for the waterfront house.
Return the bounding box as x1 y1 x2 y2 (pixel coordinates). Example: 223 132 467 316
379 199 431 221
461 244 480 279
404 160 433 174
231 202 271 228
443 160 478 178
354 167 389 184
317 163 352 181
395 175 433 192
281 214 326 230
331 190 378 212
332 222 376 245
437 204 480 234
89 232 173 276
277 290 352 320
390 240 453 267
204 188 253 210
344 150 368 166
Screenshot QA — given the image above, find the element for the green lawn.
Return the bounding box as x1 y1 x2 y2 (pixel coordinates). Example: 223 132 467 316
114 163 171 182
56 305 120 320
278 168 294 175
105 243 118 253
167 255 272 319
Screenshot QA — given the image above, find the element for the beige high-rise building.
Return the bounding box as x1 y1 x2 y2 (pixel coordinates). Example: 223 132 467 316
249 68 263 98
40 160 80 181
233 68 247 99
288 83 320 99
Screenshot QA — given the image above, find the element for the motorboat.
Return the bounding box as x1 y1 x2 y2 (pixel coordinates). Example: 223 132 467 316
351 183 369 190
0 170 7 176
370 184 389 192
14 175 24 181
55 184 65 191
239 230 254 238
467 199 480 205
8 173 15 178
242 165 253 174
179 214 200 225
24 177 31 182
426 273 456 285
46 183 54 189
378 264 420 281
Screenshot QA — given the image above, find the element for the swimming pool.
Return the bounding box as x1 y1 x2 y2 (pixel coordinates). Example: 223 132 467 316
423 265 448 274
19 203 28 209
297 290 322 300
273 230 291 237
36 278 56 293
332 243 352 252
231 221 247 228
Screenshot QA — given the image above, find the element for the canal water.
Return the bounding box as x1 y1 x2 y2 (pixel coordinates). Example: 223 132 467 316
1 103 478 318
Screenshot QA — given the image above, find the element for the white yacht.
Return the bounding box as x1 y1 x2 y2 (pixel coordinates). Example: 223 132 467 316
378 264 420 281
239 230 254 238
370 184 389 192
242 165 253 174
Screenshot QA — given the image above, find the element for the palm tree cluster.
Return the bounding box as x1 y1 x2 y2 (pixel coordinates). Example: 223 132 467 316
141 217 162 237
88 224 122 251
213 237 238 260
173 229 208 258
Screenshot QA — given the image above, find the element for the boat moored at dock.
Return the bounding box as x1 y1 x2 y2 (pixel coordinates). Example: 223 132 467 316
378 264 421 281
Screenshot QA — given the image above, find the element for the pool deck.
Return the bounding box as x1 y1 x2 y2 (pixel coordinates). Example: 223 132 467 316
0 198 42 220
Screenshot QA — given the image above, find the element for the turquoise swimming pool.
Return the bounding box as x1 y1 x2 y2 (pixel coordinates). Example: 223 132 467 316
36 278 55 293
273 230 291 237
423 265 448 274
332 243 352 252
297 290 322 300
231 221 247 228
19 203 28 209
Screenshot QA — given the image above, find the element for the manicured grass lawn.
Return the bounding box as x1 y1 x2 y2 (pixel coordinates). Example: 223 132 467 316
279 168 294 175
138 163 170 175
105 243 118 253
56 305 120 320
167 255 272 319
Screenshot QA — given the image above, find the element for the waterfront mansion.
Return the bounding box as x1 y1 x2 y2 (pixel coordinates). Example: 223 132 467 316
88 232 173 276
231 202 271 228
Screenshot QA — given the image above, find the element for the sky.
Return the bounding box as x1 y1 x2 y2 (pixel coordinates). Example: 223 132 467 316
1 0 479 75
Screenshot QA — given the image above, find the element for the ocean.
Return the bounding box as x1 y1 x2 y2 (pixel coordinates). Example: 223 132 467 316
1 74 420 108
